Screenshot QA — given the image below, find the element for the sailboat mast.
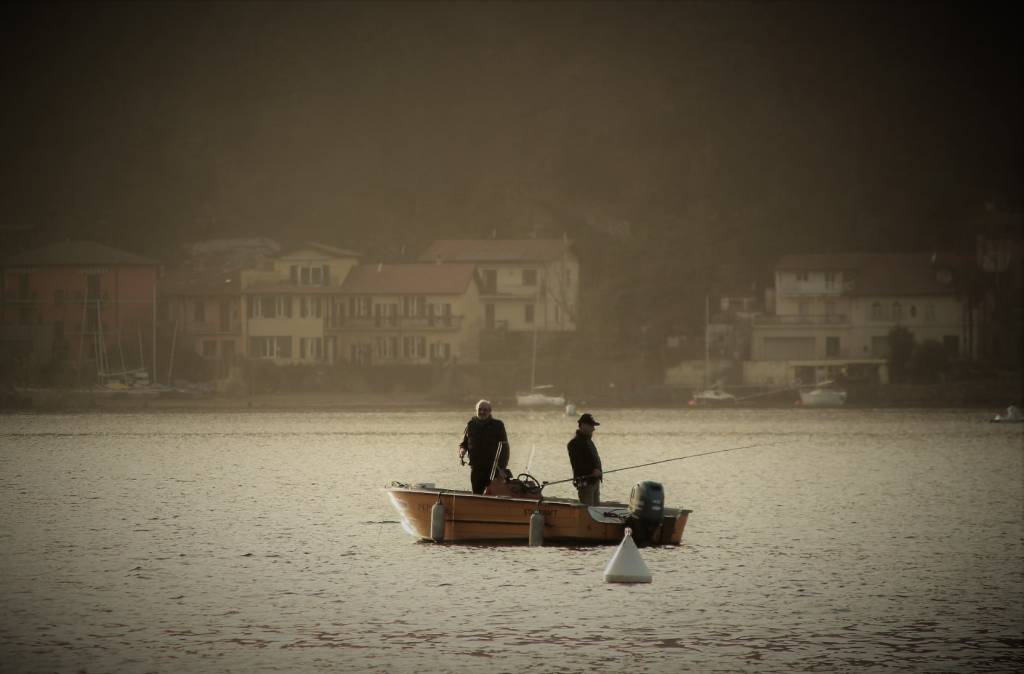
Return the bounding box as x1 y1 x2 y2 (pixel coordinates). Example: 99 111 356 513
704 294 709 390
530 306 538 391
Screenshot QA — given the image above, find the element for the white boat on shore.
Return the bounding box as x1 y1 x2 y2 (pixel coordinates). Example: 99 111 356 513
991 405 1023 423
798 383 847 407
689 388 737 406
516 386 566 407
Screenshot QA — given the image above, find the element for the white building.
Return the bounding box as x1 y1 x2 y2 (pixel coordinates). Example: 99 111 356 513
747 253 969 385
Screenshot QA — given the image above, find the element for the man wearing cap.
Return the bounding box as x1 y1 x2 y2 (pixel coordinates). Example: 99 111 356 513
459 399 510 494
567 413 603 506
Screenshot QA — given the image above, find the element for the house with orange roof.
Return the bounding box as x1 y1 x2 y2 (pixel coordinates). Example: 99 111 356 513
332 262 482 365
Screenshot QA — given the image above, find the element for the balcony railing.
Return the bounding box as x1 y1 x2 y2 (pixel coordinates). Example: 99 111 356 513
753 314 848 325
327 315 463 331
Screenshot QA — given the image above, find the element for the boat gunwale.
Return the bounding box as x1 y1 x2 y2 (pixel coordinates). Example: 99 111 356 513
384 484 693 516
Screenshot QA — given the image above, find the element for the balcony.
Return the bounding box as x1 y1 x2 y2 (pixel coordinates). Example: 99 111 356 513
327 315 463 332
753 314 848 326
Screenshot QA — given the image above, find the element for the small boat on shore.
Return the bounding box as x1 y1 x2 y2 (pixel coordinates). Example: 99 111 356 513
798 381 847 407
516 385 566 407
384 481 691 546
992 405 1023 423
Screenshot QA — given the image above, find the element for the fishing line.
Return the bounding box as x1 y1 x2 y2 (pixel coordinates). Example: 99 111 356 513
541 441 781 487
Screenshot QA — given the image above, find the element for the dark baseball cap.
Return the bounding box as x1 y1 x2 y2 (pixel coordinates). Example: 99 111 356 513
578 413 600 426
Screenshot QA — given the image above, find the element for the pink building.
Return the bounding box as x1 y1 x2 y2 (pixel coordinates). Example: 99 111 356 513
1 241 158 382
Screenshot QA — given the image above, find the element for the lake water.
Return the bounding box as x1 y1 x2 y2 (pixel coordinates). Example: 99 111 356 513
0 408 1021 673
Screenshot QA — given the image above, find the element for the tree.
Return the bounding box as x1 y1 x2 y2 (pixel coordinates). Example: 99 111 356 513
909 339 949 384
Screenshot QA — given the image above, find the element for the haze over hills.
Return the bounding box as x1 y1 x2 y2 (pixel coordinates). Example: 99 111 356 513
1 1 1020 340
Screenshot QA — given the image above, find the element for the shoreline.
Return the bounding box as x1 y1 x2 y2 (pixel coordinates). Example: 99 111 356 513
3 386 1019 414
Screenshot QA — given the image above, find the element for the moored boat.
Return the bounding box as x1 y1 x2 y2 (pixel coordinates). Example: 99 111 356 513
992 405 1023 423
515 390 567 407
798 387 847 407
384 482 691 546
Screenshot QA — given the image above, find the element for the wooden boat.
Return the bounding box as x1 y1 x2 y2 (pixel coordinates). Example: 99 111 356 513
384 481 691 545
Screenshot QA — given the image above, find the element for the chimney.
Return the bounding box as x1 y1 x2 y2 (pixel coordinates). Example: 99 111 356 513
377 262 383 272
435 255 442 265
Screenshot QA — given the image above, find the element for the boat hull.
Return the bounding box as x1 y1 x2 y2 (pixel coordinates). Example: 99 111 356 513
385 485 690 545
799 389 847 407
516 393 566 407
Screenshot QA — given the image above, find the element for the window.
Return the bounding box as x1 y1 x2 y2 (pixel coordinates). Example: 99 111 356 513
402 296 425 317
525 304 535 323
824 272 836 288
909 305 917 319
892 302 902 322
796 270 809 282
943 335 959 358
925 304 935 321
310 266 322 285
826 336 840 357
194 301 205 323
522 269 537 286
250 336 291 359
301 267 311 285
871 302 884 321
870 336 890 358
290 266 298 284
430 342 451 360
485 304 495 329
300 337 323 360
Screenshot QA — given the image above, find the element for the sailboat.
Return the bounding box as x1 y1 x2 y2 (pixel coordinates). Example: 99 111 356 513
516 303 566 407
690 295 736 406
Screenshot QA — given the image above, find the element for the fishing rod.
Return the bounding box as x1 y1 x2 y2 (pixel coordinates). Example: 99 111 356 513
541 441 780 488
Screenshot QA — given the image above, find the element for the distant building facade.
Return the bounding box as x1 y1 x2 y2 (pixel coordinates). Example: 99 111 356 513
747 253 970 385
418 238 579 334
159 241 361 371
332 263 482 366
1 241 158 379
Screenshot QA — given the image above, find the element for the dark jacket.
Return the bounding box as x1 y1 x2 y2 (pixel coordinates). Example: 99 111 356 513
460 417 509 470
567 430 602 482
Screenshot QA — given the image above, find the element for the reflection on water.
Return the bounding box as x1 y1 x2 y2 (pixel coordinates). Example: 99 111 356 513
1 409 1021 672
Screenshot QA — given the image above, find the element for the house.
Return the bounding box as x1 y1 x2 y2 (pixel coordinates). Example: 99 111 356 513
241 242 361 365
1 241 158 380
159 240 361 371
332 262 482 366
746 253 970 385
418 238 578 333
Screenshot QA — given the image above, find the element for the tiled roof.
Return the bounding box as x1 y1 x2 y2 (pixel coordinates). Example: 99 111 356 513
340 263 477 295
777 253 965 296
277 241 362 258
418 239 571 263
4 240 157 267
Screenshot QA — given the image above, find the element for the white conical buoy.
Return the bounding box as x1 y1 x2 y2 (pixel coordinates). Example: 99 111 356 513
430 501 445 542
528 509 544 546
603 528 652 583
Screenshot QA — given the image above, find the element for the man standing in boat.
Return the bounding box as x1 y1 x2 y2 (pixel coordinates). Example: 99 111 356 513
459 399 510 494
567 413 603 506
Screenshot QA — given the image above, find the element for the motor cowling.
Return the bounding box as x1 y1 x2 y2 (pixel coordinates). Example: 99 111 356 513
626 481 665 547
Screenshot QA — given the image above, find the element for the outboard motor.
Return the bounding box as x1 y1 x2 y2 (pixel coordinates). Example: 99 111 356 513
626 481 665 547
